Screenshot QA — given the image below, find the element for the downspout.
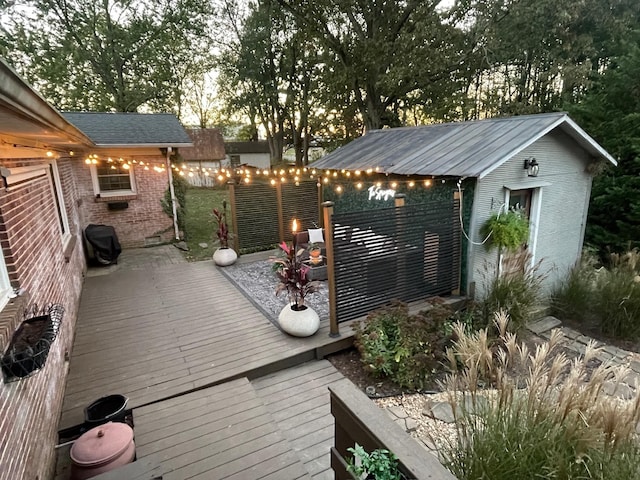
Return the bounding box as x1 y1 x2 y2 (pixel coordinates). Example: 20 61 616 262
166 147 180 240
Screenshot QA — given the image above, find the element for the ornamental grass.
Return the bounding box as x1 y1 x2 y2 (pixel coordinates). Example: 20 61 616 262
439 311 640 480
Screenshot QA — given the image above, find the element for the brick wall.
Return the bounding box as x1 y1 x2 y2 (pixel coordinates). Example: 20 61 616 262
71 155 175 248
0 156 85 480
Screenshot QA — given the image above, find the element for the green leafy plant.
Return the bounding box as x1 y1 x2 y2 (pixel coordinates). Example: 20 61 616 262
481 208 529 251
439 312 640 480
347 445 402 480
353 301 452 389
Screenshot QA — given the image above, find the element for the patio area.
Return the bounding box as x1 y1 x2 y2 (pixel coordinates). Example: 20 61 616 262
57 246 355 479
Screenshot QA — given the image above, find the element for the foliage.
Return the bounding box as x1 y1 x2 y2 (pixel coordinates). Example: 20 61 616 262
161 172 189 233
2 0 214 113
182 187 229 262
439 312 640 480
347 445 401 480
212 200 232 249
273 241 320 308
277 0 468 130
551 250 640 338
353 301 453 390
482 259 545 331
481 209 529 252
570 43 640 258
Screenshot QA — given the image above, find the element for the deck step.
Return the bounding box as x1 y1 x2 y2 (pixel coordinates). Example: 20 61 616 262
251 360 350 479
132 377 311 479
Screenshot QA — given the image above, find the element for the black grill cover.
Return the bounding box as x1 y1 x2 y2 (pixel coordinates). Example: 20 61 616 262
84 224 122 265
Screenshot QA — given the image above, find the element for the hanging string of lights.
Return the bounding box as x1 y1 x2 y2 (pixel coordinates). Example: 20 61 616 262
82 154 450 191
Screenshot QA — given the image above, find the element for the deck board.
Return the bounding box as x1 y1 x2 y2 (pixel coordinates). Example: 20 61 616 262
251 360 350 479
60 260 354 430
133 378 310 479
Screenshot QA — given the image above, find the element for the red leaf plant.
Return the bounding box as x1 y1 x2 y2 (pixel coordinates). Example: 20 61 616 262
212 201 231 248
273 241 320 309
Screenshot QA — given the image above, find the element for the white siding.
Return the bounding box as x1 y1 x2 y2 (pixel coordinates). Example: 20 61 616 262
226 152 271 169
467 129 593 298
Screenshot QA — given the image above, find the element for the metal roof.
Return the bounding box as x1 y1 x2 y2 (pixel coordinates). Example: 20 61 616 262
313 113 616 179
62 112 193 147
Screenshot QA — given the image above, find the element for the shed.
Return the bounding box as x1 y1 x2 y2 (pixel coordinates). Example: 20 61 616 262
313 112 617 296
225 141 271 169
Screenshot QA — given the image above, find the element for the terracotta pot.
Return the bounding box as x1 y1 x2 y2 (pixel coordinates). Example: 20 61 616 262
213 247 237 266
278 304 320 337
70 422 135 480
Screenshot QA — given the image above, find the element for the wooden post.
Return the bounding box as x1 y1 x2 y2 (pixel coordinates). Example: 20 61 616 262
276 181 284 244
394 193 407 298
227 180 240 252
317 176 324 228
453 190 462 296
323 201 339 337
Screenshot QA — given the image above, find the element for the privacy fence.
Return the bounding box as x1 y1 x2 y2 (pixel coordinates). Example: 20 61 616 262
230 180 319 252
330 196 461 323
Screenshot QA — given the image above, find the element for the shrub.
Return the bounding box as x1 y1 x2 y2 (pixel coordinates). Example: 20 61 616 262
439 312 640 480
551 250 640 338
353 301 452 389
161 173 189 232
347 445 401 480
482 260 545 331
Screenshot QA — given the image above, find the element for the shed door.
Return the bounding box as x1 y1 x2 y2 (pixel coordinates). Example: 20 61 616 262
502 189 533 276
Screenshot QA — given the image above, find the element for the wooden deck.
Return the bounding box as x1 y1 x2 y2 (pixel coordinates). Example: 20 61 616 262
133 377 311 479
60 260 353 431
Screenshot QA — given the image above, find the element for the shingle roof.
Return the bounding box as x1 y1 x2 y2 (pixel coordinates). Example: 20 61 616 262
62 112 193 147
181 128 225 161
312 113 616 179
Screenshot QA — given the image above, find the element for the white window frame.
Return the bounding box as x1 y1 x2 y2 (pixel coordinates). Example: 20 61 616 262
0 248 11 311
90 163 136 197
48 160 73 249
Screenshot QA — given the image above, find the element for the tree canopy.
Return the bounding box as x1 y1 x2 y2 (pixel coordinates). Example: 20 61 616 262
2 0 215 113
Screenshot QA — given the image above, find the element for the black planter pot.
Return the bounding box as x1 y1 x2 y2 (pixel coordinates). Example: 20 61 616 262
85 394 129 426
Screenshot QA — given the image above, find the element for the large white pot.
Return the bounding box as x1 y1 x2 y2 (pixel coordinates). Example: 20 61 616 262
213 247 237 266
278 304 320 337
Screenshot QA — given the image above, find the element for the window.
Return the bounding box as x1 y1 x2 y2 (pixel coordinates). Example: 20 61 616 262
90 163 136 196
230 154 241 167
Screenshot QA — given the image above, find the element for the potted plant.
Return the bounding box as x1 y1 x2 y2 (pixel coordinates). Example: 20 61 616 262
273 241 321 336
308 242 322 265
212 200 237 266
347 445 404 480
480 208 529 252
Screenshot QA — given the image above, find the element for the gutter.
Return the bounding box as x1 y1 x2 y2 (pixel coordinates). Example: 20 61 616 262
0 58 94 147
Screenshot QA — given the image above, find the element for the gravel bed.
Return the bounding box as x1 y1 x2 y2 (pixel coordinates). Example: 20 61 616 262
218 259 329 323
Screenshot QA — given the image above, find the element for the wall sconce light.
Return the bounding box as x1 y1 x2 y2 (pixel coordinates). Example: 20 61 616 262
524 157 539 177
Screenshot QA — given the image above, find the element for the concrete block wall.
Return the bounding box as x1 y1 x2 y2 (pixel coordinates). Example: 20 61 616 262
0 156 85 480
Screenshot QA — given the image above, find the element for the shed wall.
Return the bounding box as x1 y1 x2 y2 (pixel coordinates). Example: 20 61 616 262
467 129 593 298
0 156 85 480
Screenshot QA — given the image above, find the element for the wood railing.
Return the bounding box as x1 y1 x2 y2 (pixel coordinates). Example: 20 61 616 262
330 381 458 480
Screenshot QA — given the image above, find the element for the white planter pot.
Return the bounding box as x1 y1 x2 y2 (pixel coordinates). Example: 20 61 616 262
213 247 237 266
278 305 320 337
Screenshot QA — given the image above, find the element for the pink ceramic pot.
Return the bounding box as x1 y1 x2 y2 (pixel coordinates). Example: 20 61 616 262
70 422 135 480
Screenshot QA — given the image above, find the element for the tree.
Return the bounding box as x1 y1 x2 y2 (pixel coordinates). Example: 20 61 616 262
2 0 215 113
569 43 640 256
276 0 471 131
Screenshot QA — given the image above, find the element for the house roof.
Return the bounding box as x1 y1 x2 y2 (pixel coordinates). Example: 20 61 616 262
0 58 93 150
62 112 193 148
312 113 617 179
225 141 270 155
180 128 225 161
